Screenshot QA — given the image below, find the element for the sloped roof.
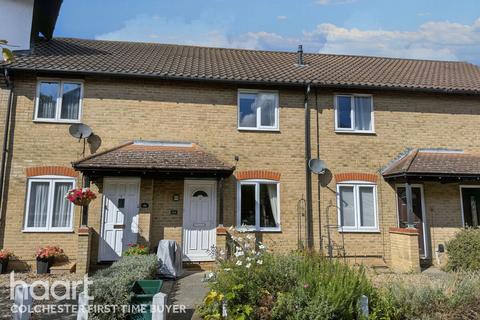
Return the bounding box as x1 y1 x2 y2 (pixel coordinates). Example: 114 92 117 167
72 141 234 176
382 149 480 179
4 38 480 94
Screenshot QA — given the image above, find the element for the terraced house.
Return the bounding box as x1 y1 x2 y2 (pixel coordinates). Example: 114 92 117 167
0 37 479 273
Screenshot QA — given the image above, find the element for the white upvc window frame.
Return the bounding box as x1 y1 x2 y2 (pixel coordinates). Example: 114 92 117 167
336 181 379 232
34 79 84 123
237 89 280 131
23 175 76 232
236 179 281 232
334 94 374 133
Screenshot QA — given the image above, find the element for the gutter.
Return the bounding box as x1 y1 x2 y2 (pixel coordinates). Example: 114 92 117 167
314 86 323 252
0 69 14 213
383 172 480 181
304 83 314 250
6 67 480 96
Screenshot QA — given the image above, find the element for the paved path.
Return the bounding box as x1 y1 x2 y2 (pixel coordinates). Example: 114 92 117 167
163 270 209 320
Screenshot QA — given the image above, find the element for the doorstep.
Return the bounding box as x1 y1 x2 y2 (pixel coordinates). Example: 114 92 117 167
182 261 216 271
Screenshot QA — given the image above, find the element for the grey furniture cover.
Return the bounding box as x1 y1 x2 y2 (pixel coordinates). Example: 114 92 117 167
157 240 183 278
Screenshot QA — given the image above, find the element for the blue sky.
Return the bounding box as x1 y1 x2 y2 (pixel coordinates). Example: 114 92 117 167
55 0 480 64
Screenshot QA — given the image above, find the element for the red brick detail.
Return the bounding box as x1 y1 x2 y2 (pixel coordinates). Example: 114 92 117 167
78 227 92 235
216 226 228 235
235 170 281 181
389 227 418 235
335 172 377 183
26 166 78 178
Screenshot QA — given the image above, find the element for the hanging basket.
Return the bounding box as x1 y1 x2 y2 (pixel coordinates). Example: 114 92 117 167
72 198 92 207
66 188 97 207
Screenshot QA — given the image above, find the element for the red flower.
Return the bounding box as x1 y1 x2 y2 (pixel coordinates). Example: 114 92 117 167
66 188 97 206
35 246 64 259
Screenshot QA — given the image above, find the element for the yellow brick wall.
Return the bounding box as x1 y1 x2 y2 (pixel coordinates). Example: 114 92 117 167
1 74 479 269
424 182 463 264
315 91 480 264
0 88 8 247
389 230 421 273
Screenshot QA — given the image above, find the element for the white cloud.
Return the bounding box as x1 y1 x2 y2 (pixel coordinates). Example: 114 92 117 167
96 15 480 64
95 14 232 48
277 15 288 21
306 19 480 61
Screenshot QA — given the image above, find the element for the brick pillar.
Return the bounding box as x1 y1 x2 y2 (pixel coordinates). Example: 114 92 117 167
77 227 92 275
216 226 228 257
389 227 421 273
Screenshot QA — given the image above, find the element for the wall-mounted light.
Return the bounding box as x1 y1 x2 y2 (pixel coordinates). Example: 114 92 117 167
172 194 180 201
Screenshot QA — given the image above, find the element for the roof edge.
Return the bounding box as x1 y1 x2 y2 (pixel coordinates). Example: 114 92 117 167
72 141 133 167
7 67 480 96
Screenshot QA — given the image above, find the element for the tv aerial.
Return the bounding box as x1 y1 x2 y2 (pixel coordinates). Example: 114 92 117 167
308 159 326 175
69 123 93 157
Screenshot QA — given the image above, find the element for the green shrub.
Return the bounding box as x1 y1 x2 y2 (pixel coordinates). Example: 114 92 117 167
198 233 378 320
88 254 158 320
446 228 480 271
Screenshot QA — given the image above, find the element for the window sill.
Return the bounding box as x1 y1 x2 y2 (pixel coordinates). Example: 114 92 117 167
33 119 81 124
238 128 280 133
338 228 380 233
22 229 74 233
236 227 282 233
335 130 376 135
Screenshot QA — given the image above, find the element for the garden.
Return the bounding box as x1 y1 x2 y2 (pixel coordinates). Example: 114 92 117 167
197 228 480 320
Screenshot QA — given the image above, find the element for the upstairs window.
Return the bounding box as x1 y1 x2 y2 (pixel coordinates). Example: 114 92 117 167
237 180 280 231
35 80 83 122
238 91 279 130
337 182 378 232
335 95 374 133
24 176 75 232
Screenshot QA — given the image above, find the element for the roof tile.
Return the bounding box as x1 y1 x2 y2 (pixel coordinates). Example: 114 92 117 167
4 38 480 94
72 141 234 173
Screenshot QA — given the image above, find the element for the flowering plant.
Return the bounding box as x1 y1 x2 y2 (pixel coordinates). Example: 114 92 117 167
66 188 97 206
123 243 149 256
199 228 268 319
0 249 13 261
35 246 64 260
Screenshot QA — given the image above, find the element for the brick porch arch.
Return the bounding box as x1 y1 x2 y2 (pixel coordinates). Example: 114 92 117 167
335 172 377 183
235 170 281 181
26 166 78 178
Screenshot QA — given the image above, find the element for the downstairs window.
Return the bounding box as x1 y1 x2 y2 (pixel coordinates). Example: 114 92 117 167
237 180 280 231
24 177 75 232
337 182 378 232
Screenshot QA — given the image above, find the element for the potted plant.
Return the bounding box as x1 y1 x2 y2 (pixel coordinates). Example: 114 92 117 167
0 249 13 274
123 243 149 256
35 246 64 274
66 188 97 207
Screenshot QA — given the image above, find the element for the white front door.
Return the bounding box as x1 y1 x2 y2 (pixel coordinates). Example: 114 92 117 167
99 177 140 261
183 180 217 261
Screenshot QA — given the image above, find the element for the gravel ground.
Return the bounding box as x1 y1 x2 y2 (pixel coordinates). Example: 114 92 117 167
367 266 450 288
0 272 84 319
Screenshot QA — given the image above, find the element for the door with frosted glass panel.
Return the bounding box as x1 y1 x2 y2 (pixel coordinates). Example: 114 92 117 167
396 186 426 257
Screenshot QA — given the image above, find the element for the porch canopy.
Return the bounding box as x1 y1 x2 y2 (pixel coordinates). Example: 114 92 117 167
382 149 480 183
382 148 480 228
73 140 234 226
72 140 234 178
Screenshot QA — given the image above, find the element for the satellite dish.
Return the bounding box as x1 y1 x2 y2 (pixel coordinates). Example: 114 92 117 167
309 159 326 175
69 123 92 140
